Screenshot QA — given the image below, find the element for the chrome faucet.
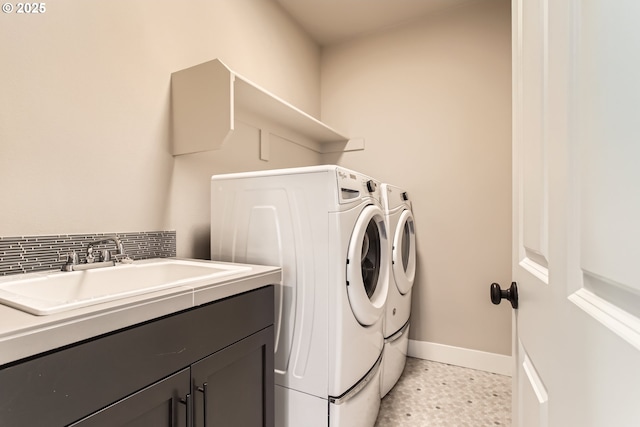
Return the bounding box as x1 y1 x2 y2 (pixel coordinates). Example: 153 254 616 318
87 235 126 262
61 235 130 272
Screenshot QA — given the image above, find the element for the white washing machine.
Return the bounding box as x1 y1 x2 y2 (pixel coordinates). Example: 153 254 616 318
211 165 390 427
380 184 416 398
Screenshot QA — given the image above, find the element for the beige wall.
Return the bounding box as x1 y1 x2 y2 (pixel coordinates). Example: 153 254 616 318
0 0 321 249
1 0 512 356
320 0 512 355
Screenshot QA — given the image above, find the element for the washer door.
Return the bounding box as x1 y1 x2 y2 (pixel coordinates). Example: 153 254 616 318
392 210 416 295
346 205 389 326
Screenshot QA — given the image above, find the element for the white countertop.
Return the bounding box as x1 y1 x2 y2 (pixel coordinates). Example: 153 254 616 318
0 258 281 366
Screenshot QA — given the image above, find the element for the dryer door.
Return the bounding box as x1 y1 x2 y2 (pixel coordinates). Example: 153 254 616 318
346 205 389 326
392 209 416 295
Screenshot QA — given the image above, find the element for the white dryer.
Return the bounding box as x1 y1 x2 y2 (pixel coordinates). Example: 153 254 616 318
380 184 416 398
211 165 390 427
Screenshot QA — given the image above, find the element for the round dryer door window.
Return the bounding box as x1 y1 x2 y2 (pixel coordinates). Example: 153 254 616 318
393 210 416 295
346 204 389 326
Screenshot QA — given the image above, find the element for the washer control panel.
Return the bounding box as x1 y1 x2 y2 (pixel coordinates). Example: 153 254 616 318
336 168 381 203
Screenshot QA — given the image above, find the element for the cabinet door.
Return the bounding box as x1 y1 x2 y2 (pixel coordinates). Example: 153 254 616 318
69 368 191 427
192 327 274 427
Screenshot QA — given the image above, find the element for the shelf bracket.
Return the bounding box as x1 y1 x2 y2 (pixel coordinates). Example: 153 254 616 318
260 129 270 161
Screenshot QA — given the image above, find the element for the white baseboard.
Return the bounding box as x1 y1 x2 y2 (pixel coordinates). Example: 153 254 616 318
408 340 512 376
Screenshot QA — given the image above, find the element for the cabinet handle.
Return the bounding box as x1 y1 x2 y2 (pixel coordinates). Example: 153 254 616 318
197 382 208 426
179 393 192 427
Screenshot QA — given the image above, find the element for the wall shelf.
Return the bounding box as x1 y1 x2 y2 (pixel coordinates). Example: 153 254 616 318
171 58 363 156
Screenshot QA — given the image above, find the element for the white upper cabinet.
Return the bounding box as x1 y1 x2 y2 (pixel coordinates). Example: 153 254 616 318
171 59 362 156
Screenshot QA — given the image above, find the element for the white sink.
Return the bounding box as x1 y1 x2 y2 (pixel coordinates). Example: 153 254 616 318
0 259 251 316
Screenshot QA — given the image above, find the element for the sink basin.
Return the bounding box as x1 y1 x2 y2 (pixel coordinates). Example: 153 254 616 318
0 259 252 316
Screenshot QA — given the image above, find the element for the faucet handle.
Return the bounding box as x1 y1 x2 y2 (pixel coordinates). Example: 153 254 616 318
114 253 134 264
60 251 79 264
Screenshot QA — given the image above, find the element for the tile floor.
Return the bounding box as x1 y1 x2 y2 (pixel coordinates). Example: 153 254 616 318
375 357 512 427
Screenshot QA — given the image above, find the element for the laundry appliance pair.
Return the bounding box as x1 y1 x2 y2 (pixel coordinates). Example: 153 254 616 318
210 165 415 426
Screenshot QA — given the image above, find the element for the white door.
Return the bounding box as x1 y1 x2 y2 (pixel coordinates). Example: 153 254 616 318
508 0 640 425
391 209 416 295
346 204 389 326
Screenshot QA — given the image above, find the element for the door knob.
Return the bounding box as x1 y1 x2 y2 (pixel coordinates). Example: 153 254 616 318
490 282 518 309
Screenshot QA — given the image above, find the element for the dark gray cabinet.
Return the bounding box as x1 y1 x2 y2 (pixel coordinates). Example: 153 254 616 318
0 286 274 427
192 328 274 427
69 368 191 427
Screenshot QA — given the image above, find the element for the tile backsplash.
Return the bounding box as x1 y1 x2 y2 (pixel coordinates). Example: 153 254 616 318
0 231 176 276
